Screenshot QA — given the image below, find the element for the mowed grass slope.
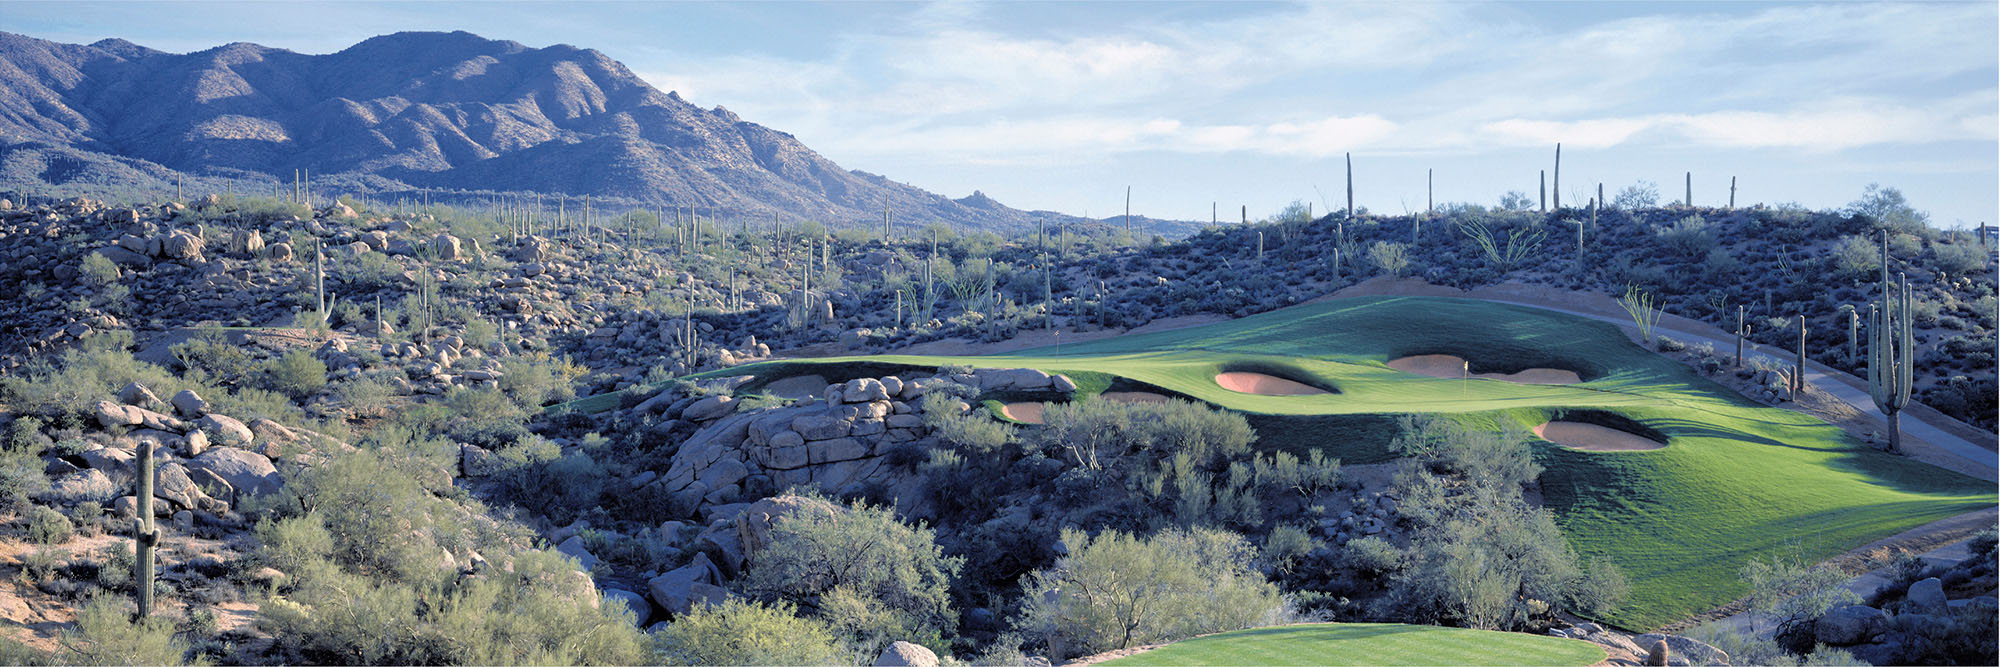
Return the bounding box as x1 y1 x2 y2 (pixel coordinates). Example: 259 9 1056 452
1097 623 1606 667
591 296 1994 629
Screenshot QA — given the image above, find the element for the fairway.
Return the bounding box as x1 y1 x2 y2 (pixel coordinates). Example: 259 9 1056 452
573 295 1995 629
1096 623 1606 667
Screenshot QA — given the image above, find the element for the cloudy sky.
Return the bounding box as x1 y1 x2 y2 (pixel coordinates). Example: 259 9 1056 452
7 1 1996 226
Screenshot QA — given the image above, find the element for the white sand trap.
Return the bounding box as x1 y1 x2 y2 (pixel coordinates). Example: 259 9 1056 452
1387 354 1581 385
764 374 828 399
1001 402 1047 424
1102 391 1171 404
1214 372 1331 396
1534 421 1665 452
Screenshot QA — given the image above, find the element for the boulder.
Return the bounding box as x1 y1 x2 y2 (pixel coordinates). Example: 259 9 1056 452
875 641 940 667
1907 577 1946 609
647 553 728 616
93 400 144 429
1631 634 1728 666
791 415 851 441
160 230 204 260
880 376 905 397
556 535 599 571
154 462 221 512
171 389 208 418
42 469 117 503
265 242 295 262
431 234 462 260
118 382 161 408
981 368 1052 391
229 229 265 255
843 378 891 402
736 494 842 564
99 245 152 267
602 589 651 626
461 444 504 477
182 429 209 457
195 414 253 446
683 395 737 422
1813 605 1890 646
1051 374 1079 393
186 447 281 498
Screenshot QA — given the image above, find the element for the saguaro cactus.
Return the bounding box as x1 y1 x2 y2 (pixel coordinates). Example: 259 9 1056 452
1869 231 1914 454
134 439 158 618
1847 307 1860 366
1345 152 1354 218
1793 315 1807 394
1735 304 1746 367
1553 143 1561 210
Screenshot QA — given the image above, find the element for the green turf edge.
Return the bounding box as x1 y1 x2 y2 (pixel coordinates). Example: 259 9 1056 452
1096 622 1608 667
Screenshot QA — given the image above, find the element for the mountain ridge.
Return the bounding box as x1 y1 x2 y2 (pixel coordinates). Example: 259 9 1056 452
0 29 1198 234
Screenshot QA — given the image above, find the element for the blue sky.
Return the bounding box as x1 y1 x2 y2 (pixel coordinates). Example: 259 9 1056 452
5 1 1996 227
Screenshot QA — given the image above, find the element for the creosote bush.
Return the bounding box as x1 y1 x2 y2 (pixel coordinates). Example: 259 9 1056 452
1017 526 1284 659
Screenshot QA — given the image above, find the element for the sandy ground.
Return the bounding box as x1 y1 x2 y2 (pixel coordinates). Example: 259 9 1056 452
1534 421 1665 452
763 374 827 399
1003 392 1172 424
1388 354 1583 385
1214 372 1330 396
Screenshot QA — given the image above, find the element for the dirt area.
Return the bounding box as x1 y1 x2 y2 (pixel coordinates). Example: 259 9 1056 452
1 522 260 653
134 325 363 368
1534 421 1665 452
763 374 827 399
1214 372 1330 396
1388 354 1583 385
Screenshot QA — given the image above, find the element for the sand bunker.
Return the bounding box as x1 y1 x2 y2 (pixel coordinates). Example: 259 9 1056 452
1002 392 1173 425
1387 354 1581 385
1001 402 1046 424
1214 372 1331 396
1534 421 1665 452
764 374 829 399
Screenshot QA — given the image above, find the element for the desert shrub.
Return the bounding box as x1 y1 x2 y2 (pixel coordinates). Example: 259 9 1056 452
1742 553 1859 646
1657 215 1716 257
923 393 1016 454
1969 526 1997 560
1687 623 1864 667
0 445 48 512
172 332 259 387
1030 397 1253 476
79 252 121 287
54 596 186 666
493 437 606 523
25 505 74 545
1017 526 1283 659
1657 336 1687 352
259 448 647 665
1613 181 1660 210
1262 524 1320 574
651 599 846 666
1830 235 1880 279
1931 241 1991 276
1847 184 1930 235
740 494 962 655
1366 241 1409 277
499 353 586 409
1342 536 1405 578
462 317 499 348
261 348 327 399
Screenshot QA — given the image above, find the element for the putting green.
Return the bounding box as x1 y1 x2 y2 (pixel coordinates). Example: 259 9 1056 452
1096 622 1606 666
567 296 1995 629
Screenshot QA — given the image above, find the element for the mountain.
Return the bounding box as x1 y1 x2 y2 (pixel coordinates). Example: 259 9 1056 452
0 30 1195 234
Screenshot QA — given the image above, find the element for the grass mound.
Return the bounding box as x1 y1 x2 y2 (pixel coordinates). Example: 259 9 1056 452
1097 622 1605 667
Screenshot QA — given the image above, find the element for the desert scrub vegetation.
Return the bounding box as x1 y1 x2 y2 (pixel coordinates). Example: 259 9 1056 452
254 447 648 664
1017 526 1285 659
650 598 846 666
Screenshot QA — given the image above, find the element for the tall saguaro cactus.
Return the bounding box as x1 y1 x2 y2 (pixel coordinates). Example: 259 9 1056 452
1793 315 1807 394
1868 231 1914 454
133 439 158 618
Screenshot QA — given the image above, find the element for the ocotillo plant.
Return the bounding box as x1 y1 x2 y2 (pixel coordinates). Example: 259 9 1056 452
1619 285 1662 349
1869 233 1914 454
133 439 158 618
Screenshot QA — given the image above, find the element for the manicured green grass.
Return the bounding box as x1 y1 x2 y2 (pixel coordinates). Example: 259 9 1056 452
564 296 1996 629
1097 623 1606 667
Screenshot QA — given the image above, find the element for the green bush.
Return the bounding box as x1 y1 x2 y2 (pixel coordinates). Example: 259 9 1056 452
1017 526 1283 659
54 596 186 666
262 349 328 399
0 445 48 512
741 494 962 655
25 505 74 545
79 252 121 287
651 598 845 666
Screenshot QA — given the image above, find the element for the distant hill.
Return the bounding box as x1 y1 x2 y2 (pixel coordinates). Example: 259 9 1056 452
0 30 1198 235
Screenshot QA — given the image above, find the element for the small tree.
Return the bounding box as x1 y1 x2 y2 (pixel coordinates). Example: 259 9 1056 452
1613 181 1661 210
1017 526 1282 659
652 599 845 667
1366 241 1410 277
740 495 963 655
